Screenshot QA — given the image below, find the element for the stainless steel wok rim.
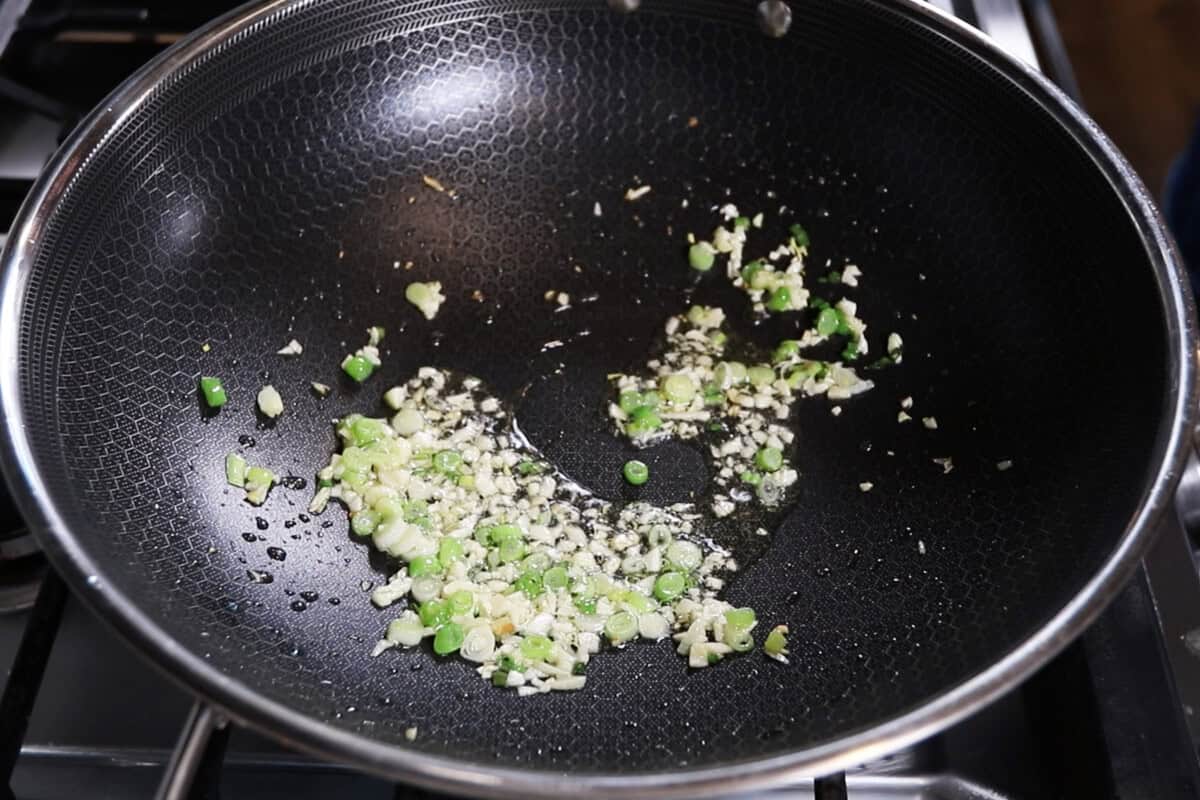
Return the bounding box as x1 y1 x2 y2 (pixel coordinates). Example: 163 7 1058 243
0 1 1195 797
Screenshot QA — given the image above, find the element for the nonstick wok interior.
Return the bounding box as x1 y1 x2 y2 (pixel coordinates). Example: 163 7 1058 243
4 0 1178 779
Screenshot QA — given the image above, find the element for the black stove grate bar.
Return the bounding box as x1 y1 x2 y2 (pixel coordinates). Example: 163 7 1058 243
814 772 849 799
156 701 231 800
0 571 66 798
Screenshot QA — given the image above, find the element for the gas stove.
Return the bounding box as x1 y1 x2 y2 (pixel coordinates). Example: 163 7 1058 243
2 2 1200 798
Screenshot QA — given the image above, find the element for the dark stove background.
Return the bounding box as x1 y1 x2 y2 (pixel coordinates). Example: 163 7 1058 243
2 1 1200 798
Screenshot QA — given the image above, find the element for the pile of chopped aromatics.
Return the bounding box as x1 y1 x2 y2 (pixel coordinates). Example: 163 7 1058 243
607 304 877 517
228 203 904 695
607 205 901 514
309 368 789 694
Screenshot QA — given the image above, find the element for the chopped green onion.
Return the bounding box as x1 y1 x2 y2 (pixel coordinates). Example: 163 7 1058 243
432 449 462 475
660 373 697 404
626 406 663 437
686 305 725 329
755 447 784 473
490 524 522 543
605 611 638 643
520 634 554 661
713 361 748 388
341 355 374 383
725 626 755 652
618 391 644 414
701 384 724 406
514 570 544 598
708 330 728 347
725 607 757 629
433 622 464 655
447 590 474 615
574 596 597 614
620 589 655 614
372 495 402 520
764 625 789 657
403 500 430 525
419 599 450 628
653 571 686 602
841 340 860 361
766 286 792 312
351 508 381 536
747 365 775 387
740 259 764 285
225 453 247 487
407 554 442 577
623 460 649 486
834 309 852 337
199 377 228 408
734 215 750 230
498 655 521 673
498 538 526 564
788 223 810 248
437 538 464 564
491 670 509 687
773 340 801 363
349 416 386 447
516 460 542 475
740 470 762 486
647 526 672 548
816 307 839 336
786 361 827 388
522 552 552 573
243 466 276 506
544 566 569 590
688 242 716 272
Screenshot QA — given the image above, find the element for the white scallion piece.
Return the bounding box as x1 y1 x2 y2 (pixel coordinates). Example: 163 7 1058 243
257 385 284 418
405 281 446 320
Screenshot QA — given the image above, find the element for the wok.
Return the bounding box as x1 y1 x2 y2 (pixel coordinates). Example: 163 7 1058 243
0 0 1195 796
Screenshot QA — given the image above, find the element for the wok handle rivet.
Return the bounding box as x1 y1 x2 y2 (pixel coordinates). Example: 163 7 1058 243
757 0 793 37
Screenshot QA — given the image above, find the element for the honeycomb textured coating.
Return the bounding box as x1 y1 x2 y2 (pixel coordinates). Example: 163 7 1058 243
12 0 1170 775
